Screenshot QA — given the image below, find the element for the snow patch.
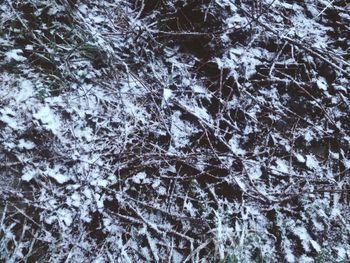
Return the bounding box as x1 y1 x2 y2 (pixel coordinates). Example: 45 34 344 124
306 155 319 170
33 105 61 134
5 49 27 62
45 166 70 184
17 139 35 150
58 208 73 226
16 80 34 102
228 137 246 156
316 77 328 91
275 159 289 173
293 226 311 251
132 172 147 184
294 153 305 163
22 169 36 182
246 163 262 180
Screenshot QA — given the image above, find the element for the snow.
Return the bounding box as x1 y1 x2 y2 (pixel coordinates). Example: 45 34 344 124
329 151 339 159
168 111 192 152
1 0 350 261
293 226 311 251
16 80 34 102
275 159 289 174
25 44 33 50
91 15 105 23
310 240 321 252
95 193 104 209
299 256 313 263
162 88 173 103
303 130 314 142
228 136 246 156
33 105 61 135
17 139 35 150
305 155 319 170
132 172 147 184
184 200 196 217
57 208 73 226
68 192 81 207
246 163 262 180
0 113 17 129
151 179 160 189
316 77 328 91
235 177 247 192
21 169 36 182
5 49 27 62
335 247 347 259
343 159 350 169
156 186 167 195
294 153 305 163
48 4 64 15
192 84 207 95
45 166 70 184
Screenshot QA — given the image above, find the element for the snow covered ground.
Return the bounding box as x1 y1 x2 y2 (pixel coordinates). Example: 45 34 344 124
0 0 350 262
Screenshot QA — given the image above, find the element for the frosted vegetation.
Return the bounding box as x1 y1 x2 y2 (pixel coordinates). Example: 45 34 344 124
0 0 349 262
